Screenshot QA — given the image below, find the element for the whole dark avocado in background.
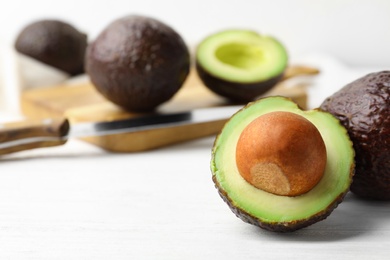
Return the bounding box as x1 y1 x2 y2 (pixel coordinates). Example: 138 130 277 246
85 15 190 112
15 20 87 76
320 71 390 200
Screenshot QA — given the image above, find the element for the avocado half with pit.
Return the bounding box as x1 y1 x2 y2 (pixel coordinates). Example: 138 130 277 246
196 30 288 102
211 96 355 232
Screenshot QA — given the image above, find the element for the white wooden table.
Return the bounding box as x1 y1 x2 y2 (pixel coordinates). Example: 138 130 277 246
0 55 389 259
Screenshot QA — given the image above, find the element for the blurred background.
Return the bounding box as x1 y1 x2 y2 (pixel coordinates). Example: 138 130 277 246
1 0 389 66
0 0 389 111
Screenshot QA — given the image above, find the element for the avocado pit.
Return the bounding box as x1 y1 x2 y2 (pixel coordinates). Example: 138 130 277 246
236 111 327 196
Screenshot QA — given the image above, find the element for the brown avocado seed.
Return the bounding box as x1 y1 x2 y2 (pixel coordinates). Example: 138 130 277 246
236 111 327 196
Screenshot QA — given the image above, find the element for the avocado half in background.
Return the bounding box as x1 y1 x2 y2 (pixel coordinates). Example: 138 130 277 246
321 71 390 200
211 96 355 232
14 19 87 76
196 30 288 102
85 15 190 112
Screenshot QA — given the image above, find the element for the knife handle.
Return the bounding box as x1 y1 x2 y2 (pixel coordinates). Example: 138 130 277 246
0 118 70 156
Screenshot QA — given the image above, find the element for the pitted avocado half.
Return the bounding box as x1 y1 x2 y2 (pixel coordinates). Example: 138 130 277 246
211 96 355 232
196 30 288 102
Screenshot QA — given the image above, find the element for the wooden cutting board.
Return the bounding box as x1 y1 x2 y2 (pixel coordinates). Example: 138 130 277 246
20 66 316 152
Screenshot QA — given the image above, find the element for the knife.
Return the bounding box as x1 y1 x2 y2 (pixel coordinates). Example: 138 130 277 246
0 105 242 155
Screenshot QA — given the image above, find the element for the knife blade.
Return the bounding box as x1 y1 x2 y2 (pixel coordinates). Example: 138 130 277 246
0 105 242 155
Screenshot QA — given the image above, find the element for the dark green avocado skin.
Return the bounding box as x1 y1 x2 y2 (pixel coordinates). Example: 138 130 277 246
321 71 390 200
196 62 284 102
85 15 190 112
15 20 87 76
212 175 347 232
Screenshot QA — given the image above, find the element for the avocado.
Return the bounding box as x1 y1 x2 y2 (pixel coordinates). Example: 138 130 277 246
196 30 288 102
15 19 87 76
320 71 390 200
211 96 354 232
85 15 190 112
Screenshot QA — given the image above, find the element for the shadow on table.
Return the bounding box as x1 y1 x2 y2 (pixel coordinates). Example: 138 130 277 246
159 136 216 152
0 150 110 163
250 193 390 242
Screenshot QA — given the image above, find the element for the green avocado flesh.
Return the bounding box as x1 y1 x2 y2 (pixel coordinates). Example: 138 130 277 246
211 97 354 230
197 30 288 83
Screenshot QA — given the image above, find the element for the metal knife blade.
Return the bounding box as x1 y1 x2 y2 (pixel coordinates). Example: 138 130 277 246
68 105 242 138
0 105 242 155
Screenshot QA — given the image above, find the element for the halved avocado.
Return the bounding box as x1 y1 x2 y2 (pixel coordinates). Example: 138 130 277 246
211 96 354 232
196 30 288 102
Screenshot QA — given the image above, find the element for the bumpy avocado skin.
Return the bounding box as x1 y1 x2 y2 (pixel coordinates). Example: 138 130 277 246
196 62 284 102
321 71 390 200
85 15 190 112
15 20 87 75
212 175 348 232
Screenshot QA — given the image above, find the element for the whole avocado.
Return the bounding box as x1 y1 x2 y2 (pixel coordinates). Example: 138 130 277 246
320 71 390 200
15 19 87 76
85 15 190 112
